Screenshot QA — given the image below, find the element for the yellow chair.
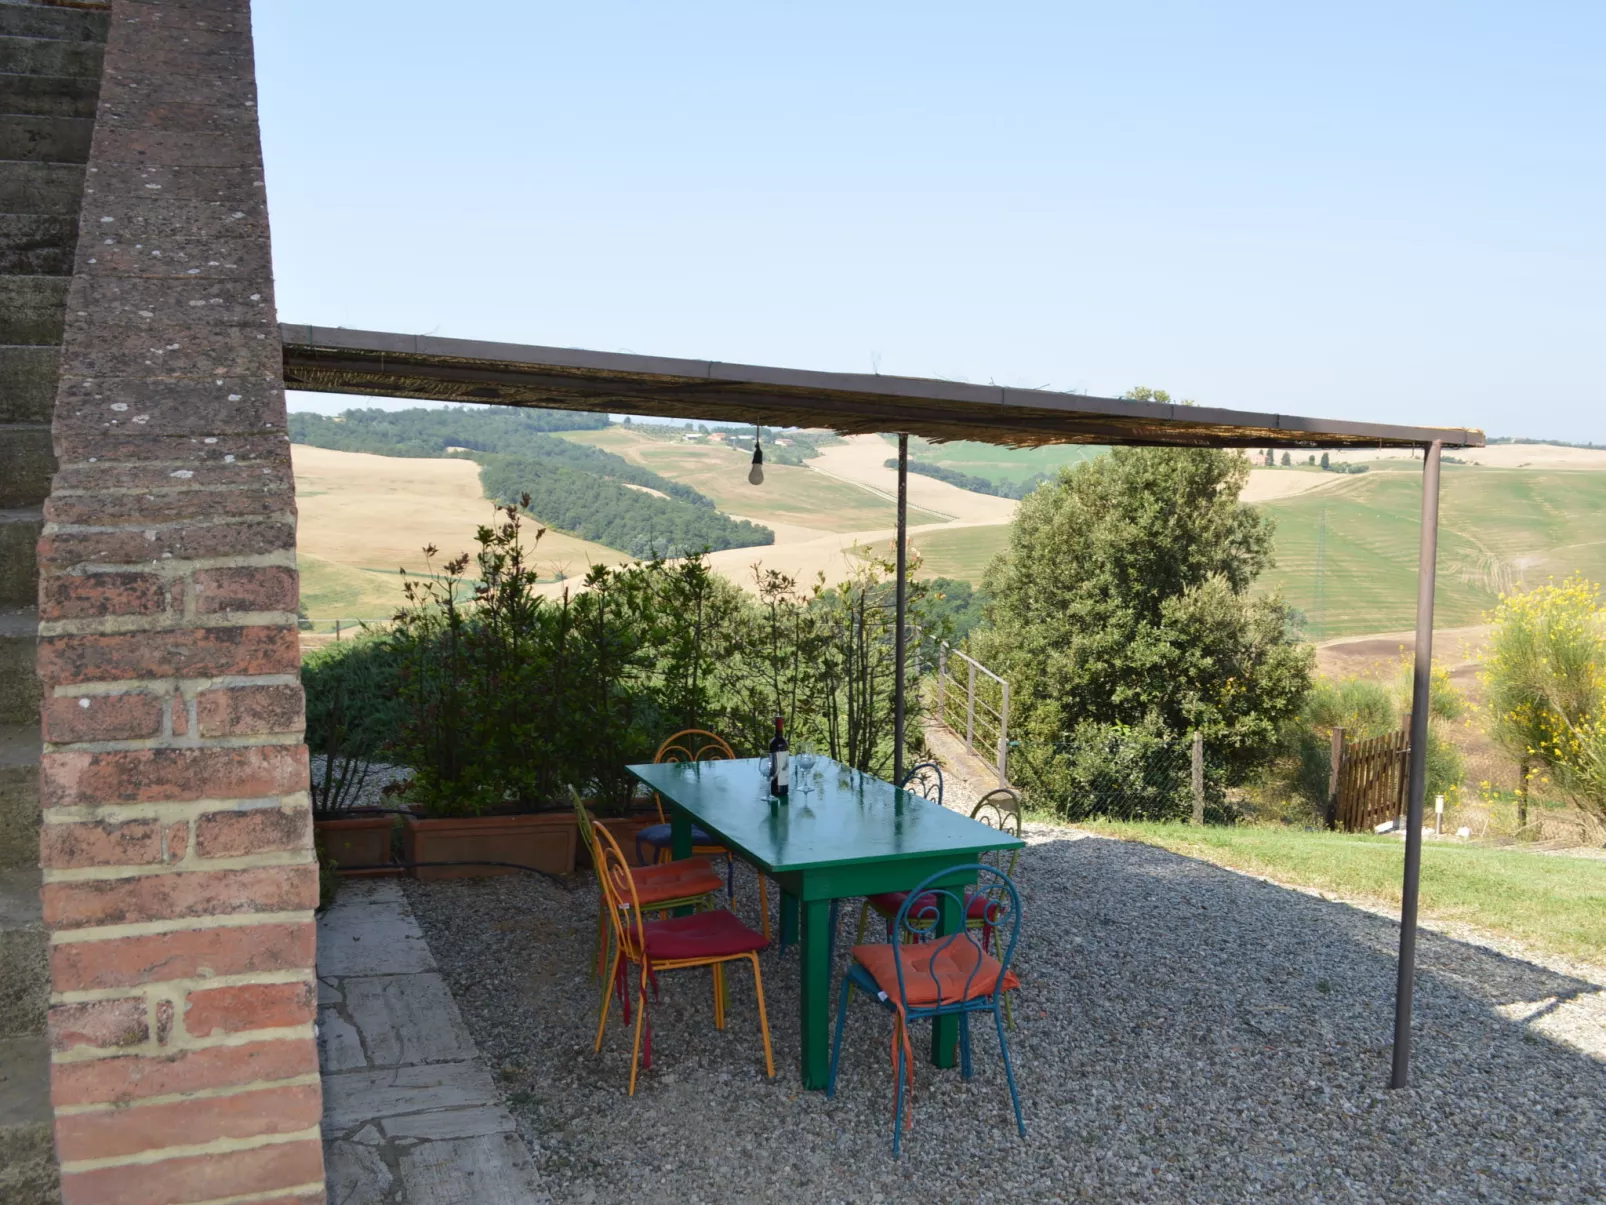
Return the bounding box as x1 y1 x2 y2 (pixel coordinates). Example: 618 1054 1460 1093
592 820 775 1095
636 729 771 941
571 787 722 981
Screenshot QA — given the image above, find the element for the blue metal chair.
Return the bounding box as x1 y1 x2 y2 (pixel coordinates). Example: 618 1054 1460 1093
826 760 945 963
827 863 1025 1156
899 761 944 807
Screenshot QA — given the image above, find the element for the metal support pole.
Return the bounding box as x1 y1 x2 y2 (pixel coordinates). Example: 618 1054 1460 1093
893 433 909 787
1391 440 1443 1090
965 661 976 751
1327 726 1345 830
1191 731 1205 825
997 679 1011 787
936 643 947 722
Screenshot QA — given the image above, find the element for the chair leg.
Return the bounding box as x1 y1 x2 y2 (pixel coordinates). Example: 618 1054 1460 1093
826 972 854 1098
712 962 726 1029
595 947 621 1053
995 1006 1026 1138
758 874 771 943
958 1011 973 1080
748 954 775 1078
845 902 871 1006
592 900 607 981
892 1017 907 1159
628 987 648 1096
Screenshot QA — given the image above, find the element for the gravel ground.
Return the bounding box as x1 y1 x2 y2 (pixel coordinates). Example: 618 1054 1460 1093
403 825 1605 1204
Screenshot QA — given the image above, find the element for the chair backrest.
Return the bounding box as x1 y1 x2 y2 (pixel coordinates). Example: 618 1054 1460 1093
970 787 1022 876
591 819 648 965
655 729 735 765
650 729 735 823
569 784 599 867
889 863 1021 1009
899 761 944 807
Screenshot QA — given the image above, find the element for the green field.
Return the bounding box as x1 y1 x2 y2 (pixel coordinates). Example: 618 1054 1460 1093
1259 468 1606 638
893 434 1105 485
910 524 1012 583
296 554 407 629
562 427 946 531
1087 821 1606 964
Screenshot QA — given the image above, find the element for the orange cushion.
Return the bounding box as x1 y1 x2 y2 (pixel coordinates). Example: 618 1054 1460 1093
851 937 1019 1007
631 858 722 905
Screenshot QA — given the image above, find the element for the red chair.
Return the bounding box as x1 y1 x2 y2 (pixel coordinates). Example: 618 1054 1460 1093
592 821 775 1095
571 788 721 981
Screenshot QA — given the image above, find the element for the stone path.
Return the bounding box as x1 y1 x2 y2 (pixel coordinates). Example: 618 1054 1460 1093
318 879 550 1204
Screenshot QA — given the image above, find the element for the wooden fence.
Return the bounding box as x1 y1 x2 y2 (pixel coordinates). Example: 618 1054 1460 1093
1330 726 1411 833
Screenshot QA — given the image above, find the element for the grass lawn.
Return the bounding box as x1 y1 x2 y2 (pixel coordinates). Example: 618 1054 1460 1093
1083 821 1606 964
1259 467 1606 638
892 434 1105 485
910 523 1013 584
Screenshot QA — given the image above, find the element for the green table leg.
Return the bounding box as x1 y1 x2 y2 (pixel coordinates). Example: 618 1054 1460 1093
799 897 832 1089
669 808 694 915
669 806 692 860
779 888 799 949
930 890 962 1069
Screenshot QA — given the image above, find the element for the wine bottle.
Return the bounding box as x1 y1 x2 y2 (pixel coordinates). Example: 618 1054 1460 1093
768 715 790 800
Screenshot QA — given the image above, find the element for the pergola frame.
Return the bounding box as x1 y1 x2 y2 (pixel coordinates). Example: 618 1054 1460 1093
282 323 1480 1089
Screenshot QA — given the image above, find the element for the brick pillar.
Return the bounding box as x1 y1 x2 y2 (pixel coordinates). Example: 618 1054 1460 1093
36 3 324 1203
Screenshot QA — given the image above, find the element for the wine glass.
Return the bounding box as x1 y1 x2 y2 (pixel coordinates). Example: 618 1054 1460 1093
795 742 816 799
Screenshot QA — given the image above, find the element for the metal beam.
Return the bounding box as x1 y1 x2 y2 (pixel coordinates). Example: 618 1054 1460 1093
1391 440 1443 1089
893 434 909 787
280 325 1484 452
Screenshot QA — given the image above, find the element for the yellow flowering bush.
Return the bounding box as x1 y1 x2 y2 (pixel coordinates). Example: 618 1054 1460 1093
1483 576 1606 821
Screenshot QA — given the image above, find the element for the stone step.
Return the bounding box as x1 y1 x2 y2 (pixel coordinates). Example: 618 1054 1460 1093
0 509 42 607
0 159 84 215
0 213 74 274
0 866 46 1037
0 608 39 727
0 113 93 164
0 1034 57 1205
0 346 58 425
0 424 53 509
0 34 103 80
0 276 66 345
0 1 108 44
0 722 41 872
0 69 100 120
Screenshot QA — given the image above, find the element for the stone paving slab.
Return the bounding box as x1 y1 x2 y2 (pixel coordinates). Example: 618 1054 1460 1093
318 878 549 1204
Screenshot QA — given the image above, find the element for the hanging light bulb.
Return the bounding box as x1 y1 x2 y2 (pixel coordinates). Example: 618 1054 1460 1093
748 425 764 485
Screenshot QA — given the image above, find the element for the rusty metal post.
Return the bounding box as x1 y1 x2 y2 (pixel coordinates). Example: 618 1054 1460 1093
1327 727 1345 829
997 679 1011 787
1191 731 1205 825
1391 440 1443 1090
965 659 976 752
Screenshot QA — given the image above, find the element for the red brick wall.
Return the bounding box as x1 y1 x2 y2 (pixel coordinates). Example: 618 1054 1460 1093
37 2 324 1201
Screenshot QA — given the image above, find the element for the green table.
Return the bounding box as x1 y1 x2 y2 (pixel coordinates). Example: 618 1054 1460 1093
626 756 1024 1090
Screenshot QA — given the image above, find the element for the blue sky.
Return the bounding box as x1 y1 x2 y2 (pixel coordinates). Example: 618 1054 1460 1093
255 3 1604 442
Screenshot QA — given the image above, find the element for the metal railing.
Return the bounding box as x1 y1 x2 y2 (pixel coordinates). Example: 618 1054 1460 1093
933 641 1011 786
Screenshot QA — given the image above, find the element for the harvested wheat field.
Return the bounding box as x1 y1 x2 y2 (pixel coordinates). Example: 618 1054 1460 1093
292 445 628 624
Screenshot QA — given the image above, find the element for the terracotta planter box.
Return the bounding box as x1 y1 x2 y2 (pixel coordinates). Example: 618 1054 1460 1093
314 814 395 873
403 812 577 881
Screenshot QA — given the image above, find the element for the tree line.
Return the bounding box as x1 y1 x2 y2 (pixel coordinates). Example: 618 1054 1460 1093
290 406 774 555
883 457 1052 499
